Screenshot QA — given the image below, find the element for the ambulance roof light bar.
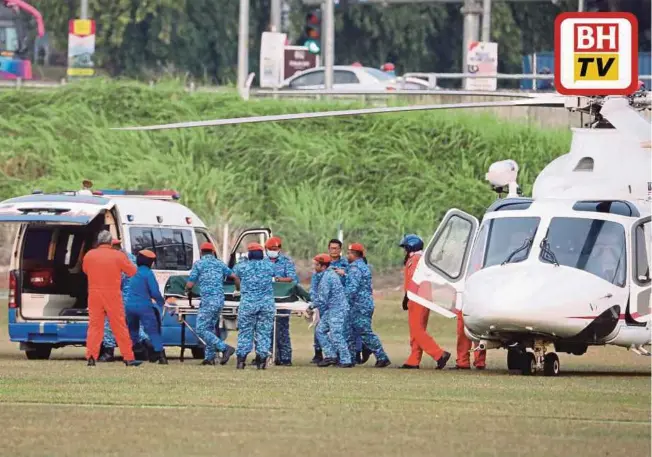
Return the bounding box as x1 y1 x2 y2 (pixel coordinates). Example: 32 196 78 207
91 189 181 200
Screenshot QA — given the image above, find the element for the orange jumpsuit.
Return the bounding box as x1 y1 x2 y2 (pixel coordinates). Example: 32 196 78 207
403 252 445 366
455 310 486 368
82 245 138 361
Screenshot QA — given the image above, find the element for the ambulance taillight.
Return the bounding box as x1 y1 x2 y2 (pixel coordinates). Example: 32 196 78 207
8 270 18 309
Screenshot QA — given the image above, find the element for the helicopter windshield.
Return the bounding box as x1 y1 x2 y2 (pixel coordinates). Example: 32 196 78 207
0 25 19 52
467 216 541 276
540 217 626 287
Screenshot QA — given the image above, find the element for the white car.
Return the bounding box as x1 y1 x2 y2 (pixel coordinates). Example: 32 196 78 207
281 65 398 91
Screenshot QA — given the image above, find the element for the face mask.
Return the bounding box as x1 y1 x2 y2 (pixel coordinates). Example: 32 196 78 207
267 250 279 259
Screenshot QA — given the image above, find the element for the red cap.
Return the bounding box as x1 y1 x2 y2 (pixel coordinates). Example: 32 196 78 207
313 253 331 264
111 239 122 246
247 242 263 252
139 249 156 259
200 242 215 252
348 243 365 253
265 237 282 249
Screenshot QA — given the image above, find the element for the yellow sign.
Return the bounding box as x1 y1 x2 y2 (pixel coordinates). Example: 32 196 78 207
72 20 92 36
67 68 95 76
573 54 619 81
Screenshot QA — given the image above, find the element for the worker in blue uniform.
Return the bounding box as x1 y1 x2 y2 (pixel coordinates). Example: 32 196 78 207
329 238 370 365
309 254 353 368
265 236 299 366
99 240 151 362
232 242 276 369
186 242 238 366
345 243 391 368
125 250 168 364
309 266 326 364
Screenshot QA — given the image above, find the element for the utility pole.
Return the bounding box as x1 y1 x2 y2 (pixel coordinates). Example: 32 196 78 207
80 0 88 19
481 0 491 42
461 0 481 88
577 0 584 11
238 0 250 92
271 0 282 31
323 0 335 90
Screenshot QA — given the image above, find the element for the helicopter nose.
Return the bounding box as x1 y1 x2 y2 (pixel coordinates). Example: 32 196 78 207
463 263 617 339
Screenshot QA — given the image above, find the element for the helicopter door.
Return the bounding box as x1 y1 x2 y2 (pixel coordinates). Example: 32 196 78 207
408 209 479 318
227 228 272 269
628 217 651 325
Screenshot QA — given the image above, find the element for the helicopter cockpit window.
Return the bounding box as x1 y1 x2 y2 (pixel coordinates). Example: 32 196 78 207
0 26 19 52
467 217 540 277
540 217 627 287
634 221 650 285
426 215 474 280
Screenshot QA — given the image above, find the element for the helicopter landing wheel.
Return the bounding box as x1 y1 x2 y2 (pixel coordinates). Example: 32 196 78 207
507 348 524 371
543 353 560 376
520 352 536 376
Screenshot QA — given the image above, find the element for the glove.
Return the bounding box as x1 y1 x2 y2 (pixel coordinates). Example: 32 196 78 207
402 293 408 311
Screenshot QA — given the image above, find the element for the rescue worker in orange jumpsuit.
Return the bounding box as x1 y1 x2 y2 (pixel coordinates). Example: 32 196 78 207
82 230 142 367
453 312 486 370
398 234 451 370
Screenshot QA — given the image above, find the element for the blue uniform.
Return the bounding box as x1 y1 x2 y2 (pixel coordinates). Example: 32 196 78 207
269 253 299 364
345 258 389 362
314 268 352 365
233 258 276 359
310 270 325 351
187 254 233 362
103 252 148 349
331 257 363 355
125 265 165 352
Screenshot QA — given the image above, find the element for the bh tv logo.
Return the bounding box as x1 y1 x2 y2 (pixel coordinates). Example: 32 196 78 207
555 12 639 95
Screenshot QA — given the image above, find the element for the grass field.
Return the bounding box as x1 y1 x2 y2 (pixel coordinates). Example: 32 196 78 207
0 294 650 457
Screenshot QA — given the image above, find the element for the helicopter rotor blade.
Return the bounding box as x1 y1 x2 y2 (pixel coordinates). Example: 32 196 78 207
111 95 566 131
600 97 652 145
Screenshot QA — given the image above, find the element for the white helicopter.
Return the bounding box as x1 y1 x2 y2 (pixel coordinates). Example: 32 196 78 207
113 88 652 377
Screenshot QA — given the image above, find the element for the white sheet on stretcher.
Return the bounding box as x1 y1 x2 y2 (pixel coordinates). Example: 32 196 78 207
164 300 311 313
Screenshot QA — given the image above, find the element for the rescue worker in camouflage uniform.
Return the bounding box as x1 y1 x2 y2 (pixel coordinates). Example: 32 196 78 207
232 242 276 369
309 265 326 364
186 242 238 366
99 239 151 362
265 237 299 366
309 254 353 368
329 239 371 366
345 243 391 368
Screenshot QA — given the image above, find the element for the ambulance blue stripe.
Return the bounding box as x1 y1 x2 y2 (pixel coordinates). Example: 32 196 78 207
0 215 93 224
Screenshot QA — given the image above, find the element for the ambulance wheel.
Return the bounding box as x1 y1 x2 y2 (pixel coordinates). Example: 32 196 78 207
191 347 205 360
507 348 523 371
25 344 52 360
543 353 560 376
520 352 536 376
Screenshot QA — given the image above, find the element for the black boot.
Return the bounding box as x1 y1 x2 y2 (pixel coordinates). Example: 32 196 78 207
219 345 236 365
236 355 246 369
436 351 451 370
374 358 391 368
201 358 216 366
87 357 96 367
360 347 373 365
317 357 337 367
158 350 168 365
311 349 323 364
255 354 268 370
98 347 115 362
124 360 143 367
133 343 148 362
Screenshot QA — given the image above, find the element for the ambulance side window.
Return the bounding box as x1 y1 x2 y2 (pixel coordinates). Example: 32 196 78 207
129 227 193 271
194 229 211 248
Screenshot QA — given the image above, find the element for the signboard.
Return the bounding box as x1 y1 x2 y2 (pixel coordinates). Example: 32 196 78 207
464 41 498 91
554 12 638 96
260 31 287 88
67 19 96 77
283 46 318 81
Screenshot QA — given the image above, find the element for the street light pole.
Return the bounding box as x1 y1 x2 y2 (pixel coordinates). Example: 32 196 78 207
461 0 481 88
481 0 492 42
577 0 584 11
80 0 88 19
238 0 250 93
271 0 282 31
324 0 334 90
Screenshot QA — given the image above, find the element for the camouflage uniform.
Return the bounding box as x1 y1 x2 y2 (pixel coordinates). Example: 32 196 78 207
345 258 389 362
233 258 275 360
103 252 148 348
188 254 233 362
269 253 299 364
313 268 352 365
310 270 325 352
330 257 363 356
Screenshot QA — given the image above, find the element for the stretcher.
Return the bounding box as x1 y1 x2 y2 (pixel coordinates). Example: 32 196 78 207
163 276 312 363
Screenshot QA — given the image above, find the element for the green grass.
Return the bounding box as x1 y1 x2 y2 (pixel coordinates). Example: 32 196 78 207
0 79 572 270
0 295 650 457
